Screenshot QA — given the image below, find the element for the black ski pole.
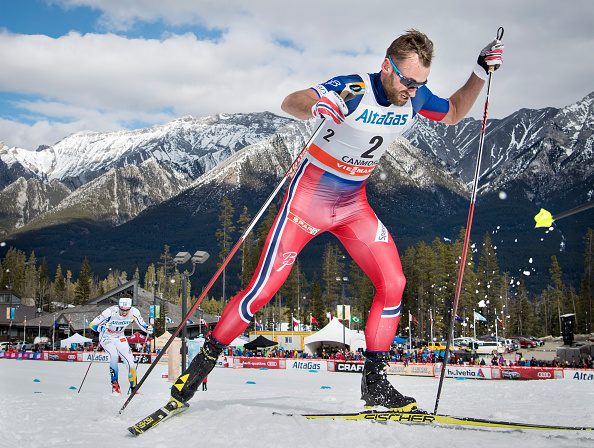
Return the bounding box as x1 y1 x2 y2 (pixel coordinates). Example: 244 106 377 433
119 90 350 414
433 27 504 415
77 337 102 393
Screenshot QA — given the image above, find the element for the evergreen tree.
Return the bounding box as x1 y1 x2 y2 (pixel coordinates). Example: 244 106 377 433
477 232 502 325
497 272 513 338
201 296 225 316
216 196 235 304
66 270 74 306
549 255 566 335
37 257 50 312
510 277 534 335
253 204 277 263
1 247 26 293
23 252 38 301
308 273 325 329
411 240 435 338
237 205 256 289
74 258 92 305
143 264 157 291
158 246 176 304
321 243 346 313
54 265 66 308
102 269 119 292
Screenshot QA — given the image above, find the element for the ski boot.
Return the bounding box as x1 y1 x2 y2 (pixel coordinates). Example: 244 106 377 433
170 337 226 406
361 351 417 412
111 381 121 395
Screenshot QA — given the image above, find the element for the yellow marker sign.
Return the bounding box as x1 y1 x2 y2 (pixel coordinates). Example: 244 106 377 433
534 208 554 228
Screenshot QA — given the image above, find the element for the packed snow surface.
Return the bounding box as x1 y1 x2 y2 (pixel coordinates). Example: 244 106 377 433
1 359 593 447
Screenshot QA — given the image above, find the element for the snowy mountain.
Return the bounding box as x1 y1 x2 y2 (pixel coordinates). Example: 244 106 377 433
0 112 293 235
404 92 594 203
0 177 71 237
0 112 294 189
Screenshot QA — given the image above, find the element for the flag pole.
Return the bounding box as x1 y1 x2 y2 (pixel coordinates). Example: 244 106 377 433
495 310 499 343
408 313 412 351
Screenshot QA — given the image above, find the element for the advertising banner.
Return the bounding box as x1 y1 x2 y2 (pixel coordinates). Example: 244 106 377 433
434 364 493 380
495 367 563 380
0 351 43 360
563 369 594 382
44 351 79 362
387 363 434 377
81 352 110 363
235 357 284 369
334 361 364 373
285 359 327 372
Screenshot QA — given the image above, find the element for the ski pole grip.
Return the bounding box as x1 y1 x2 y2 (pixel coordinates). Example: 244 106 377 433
489 27 505 73
340 89 353 101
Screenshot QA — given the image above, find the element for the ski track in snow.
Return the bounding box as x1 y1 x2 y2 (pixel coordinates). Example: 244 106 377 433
0 359 593 447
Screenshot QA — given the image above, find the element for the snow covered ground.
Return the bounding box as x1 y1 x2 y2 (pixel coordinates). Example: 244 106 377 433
1 359 592 447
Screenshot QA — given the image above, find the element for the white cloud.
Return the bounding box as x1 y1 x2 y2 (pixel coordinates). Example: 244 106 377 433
1 0 593 149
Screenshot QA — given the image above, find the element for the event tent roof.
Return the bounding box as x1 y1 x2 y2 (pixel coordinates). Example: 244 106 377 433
59 333 93 348
127 331 152 343
303 318 365 355
244 335 278 350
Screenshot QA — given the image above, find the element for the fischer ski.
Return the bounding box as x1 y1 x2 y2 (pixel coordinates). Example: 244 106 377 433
128 400 189 436
274 409 594 431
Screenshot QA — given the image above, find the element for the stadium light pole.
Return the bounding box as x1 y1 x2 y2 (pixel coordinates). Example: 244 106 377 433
173 250 210 370
149 280 159 352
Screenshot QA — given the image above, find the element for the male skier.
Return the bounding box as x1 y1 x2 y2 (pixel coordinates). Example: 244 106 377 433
90 295 152 394
167 29 503 412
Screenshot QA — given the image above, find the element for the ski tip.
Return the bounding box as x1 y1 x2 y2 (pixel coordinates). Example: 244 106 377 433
128 426 142 436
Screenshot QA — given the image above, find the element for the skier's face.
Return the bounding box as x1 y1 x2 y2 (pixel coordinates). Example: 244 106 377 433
381 54 429 106
120 307 131 316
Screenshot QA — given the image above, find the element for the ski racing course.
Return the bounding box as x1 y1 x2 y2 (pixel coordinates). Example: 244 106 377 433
1 358 592 447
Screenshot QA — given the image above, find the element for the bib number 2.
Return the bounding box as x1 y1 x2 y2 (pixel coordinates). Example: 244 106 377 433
322 130 384 160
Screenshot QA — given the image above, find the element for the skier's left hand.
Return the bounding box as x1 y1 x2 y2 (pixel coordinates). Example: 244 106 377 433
474 39 504 80
145 325 153 334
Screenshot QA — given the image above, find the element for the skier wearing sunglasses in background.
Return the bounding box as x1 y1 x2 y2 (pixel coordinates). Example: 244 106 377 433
167 29 503 413
89 295 152 394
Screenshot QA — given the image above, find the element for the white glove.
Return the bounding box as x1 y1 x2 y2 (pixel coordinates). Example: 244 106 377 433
145 325 153 334
474 39 504 81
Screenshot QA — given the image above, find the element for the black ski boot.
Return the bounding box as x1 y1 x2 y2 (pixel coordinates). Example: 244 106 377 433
361 351 417 411
170 337 226 407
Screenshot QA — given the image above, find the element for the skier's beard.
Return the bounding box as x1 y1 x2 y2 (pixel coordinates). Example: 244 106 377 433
382 71 410 107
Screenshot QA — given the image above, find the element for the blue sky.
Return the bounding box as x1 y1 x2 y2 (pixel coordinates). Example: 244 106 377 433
1 0 593 150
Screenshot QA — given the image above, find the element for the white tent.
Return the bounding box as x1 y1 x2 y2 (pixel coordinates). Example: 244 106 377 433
59 333 92 348
303 318 366 356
